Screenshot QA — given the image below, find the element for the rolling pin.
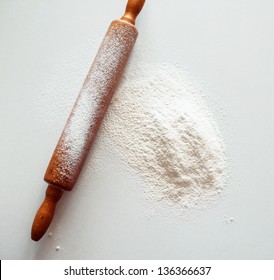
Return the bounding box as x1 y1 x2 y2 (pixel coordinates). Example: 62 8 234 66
31 0 146 241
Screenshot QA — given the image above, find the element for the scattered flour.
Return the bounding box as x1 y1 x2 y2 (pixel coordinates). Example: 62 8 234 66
101 62 227 211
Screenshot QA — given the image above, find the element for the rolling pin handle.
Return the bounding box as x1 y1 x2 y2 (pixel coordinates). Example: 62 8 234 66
121 0 146 25
31 185 63 241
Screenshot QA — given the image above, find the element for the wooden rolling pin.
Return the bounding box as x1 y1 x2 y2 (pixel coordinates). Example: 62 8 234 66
31 0 146 241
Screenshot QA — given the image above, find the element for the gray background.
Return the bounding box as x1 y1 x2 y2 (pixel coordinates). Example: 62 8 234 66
0 0 273 259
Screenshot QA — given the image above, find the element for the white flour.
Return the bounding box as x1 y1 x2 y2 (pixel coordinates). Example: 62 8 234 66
101 63 227 211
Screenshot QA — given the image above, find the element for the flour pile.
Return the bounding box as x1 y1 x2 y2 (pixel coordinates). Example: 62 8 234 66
101 63 226 208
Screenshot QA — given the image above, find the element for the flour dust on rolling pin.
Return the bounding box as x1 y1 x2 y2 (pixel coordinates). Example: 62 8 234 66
44 21 138 191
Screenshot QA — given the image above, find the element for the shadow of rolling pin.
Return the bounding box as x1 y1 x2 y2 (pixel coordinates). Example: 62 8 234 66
31 0 146 241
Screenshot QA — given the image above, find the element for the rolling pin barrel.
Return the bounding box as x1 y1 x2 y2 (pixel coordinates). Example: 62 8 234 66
44 20 138 191
31 0 145 241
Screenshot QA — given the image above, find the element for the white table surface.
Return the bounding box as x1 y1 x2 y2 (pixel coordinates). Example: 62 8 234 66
0 0 274 259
